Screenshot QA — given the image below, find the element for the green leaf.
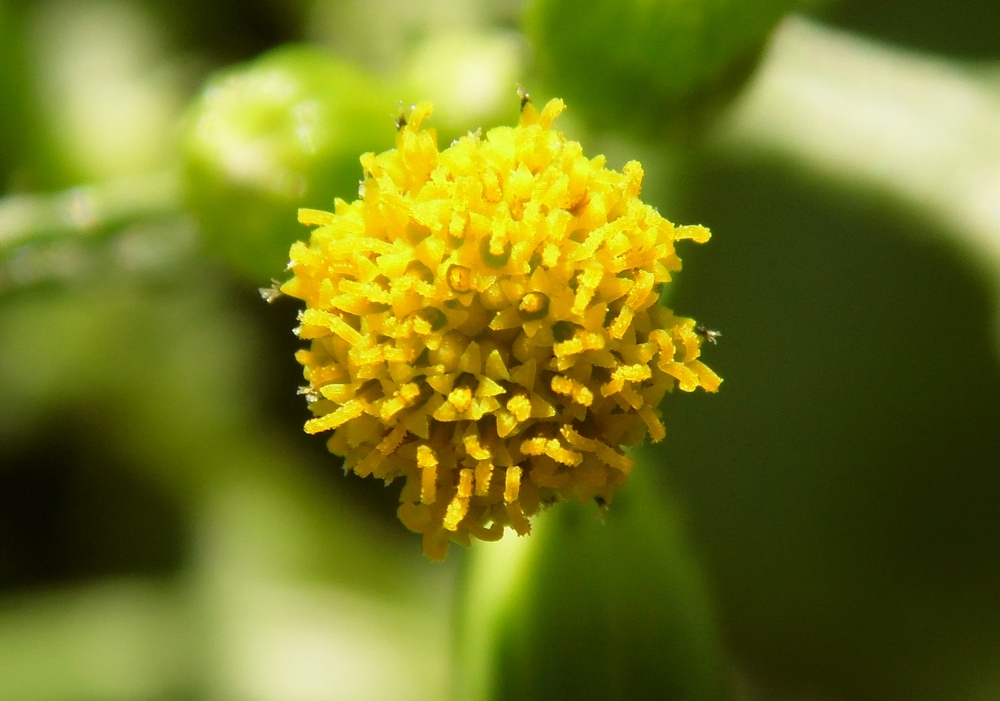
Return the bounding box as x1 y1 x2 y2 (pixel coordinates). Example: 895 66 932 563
524 0 802 139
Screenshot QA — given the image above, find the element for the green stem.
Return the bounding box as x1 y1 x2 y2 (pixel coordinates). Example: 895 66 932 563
0 169 182 253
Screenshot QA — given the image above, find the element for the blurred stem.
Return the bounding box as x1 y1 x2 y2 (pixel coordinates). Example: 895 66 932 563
711 16 1000 285
454 461 726 701
0 169 181 253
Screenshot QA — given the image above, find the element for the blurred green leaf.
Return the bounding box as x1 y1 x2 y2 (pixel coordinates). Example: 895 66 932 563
0 1 19 183
0 581 188 701
821 0 1000 60
523 0 803 139
456 466 725 701
22 1 187 185
0 262 456 699
0 1 61 190
710 18 1000 287
181 44 396 282
0 269 442 593
658 105 1000 699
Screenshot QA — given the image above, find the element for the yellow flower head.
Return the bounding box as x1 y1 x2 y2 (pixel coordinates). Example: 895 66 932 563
282 98 721 560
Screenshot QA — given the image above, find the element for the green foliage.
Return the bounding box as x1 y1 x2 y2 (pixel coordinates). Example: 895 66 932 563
822 0 1000 59
0 2 58 190
524 0 801 138
181 45 396 282
658 158 1000 699
0 2 17 183
3 1 1000 699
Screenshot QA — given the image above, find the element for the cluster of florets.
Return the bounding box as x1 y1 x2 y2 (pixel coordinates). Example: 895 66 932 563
282 98 720 559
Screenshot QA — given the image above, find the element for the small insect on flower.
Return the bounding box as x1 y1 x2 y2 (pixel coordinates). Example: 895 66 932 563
394 102 408 131
516 84 531 110
297 385 320 403
281 94 721 560
695 325 721 345
258 279 284 304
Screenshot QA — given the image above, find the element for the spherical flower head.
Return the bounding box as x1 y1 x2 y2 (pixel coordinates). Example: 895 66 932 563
281 98 721 560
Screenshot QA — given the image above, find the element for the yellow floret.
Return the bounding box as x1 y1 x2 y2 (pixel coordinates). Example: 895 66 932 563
283 97 721 560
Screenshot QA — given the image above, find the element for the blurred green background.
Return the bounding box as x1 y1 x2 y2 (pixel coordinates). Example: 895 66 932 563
1 0 999 699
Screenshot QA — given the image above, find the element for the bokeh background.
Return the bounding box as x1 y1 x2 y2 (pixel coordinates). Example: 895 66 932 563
1 0 999 699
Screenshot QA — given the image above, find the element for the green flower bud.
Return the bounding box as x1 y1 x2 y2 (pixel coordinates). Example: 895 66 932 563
456 462 725 701
524 0 801 138
181 45 395 281
401 30 524 143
